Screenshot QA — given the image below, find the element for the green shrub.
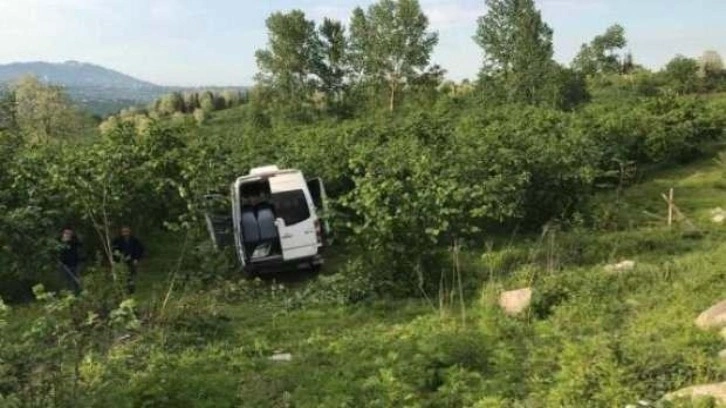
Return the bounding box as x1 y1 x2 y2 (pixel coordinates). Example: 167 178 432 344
156 294 232 349
97 347 243 408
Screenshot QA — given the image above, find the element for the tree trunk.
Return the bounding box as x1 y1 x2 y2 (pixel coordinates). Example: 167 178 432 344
389 81 397 112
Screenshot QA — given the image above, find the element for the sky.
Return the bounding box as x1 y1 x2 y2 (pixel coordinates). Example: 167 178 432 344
1 0 724 87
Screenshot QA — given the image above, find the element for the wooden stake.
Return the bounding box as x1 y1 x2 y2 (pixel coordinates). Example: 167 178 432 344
668 188 674 227
659 191 702 235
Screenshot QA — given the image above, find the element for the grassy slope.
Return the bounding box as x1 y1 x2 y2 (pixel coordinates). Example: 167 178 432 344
234 161 726 406
216 155 726 406
9 110 726 406
112 148 726 406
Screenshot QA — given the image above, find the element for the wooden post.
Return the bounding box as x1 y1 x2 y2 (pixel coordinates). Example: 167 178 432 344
668 188 674 228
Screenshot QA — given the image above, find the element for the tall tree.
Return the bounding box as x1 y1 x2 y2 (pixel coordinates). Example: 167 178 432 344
0 91 17 131
663 55 699 95
183 92 200 112
406 64 447 108
157 92 184 115
12 75 81 143
348 0 439 111
199 91 216 113
221 90 242 107
316 18 349 108
699 50 724 76
474 0 554 105
572 24 627 75
548 63 590 110
254 10 321 107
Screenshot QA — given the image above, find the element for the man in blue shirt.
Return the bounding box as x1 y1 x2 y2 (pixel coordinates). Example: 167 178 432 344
58 226 84 295
111 225 145 295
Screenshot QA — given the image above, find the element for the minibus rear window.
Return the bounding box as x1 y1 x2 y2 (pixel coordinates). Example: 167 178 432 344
271 190 310 225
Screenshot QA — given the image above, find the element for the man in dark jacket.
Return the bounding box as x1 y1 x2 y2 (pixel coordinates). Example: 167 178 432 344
111 225 145 295
58 226 84 295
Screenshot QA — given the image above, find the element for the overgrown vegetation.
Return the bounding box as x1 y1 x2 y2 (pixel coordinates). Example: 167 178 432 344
3 0 726 406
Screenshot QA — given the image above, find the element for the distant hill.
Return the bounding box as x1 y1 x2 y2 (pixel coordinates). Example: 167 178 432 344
0 61 248 116
0 60 160 89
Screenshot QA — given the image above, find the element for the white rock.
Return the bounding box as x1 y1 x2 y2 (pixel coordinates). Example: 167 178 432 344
664 382 726 405
498 288 532 316
270 353 292 362
711 208 726 224
695 300 726 330
604 260 636 273
625 400 653 408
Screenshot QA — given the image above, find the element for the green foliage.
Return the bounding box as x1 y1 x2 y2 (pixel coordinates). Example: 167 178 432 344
6 4 726 406
663 55 700 95
255 9 321 115
317 18 349 113
124 348 241 408
699 50 725 77
348 0 439 111
575 94 722 172
8 75 94 143
474 0 555 105
157 92 184 115
572 24 628 76
549 64 591 110
0 283 142 406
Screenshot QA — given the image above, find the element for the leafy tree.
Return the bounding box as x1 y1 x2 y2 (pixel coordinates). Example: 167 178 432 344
699 50 724 76
193 108 207 125
199 91 216 113
221 90 242 107
548 64 590 110
404 64 447 109
663 55 699 94
474 0 554 105
572 24 627 76
98 115 120 135
254 10 321 109
158 92 185 115
184 92 201 112
316 18 349 111
0 90 16 131
697 50 726 92
622 52 636 74
12 75 83 143
348 0 439 111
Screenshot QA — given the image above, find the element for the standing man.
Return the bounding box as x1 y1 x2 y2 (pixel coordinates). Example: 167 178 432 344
111 225 145 295
58 226 84 295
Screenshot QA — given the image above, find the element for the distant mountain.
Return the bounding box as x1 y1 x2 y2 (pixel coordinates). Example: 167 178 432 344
0 60 160 89
0 61 248 116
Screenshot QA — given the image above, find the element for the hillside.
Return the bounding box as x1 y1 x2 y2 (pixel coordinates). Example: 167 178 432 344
0 61 158 88
7 139 726 406
5 0 726 405
0 61 248 116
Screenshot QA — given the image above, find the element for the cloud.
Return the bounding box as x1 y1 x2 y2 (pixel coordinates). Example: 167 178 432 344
423 3 485 31
148 0 208 25
418 0 607 32
308 5 354 23
305 1 485 31
537 0 609 12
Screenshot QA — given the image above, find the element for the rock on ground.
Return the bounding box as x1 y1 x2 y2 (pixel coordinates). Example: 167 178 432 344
499 288 532 316
664 382 726 405
270 353 292 362
695 300 726 330
712 207 726 224
604 260 636 273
